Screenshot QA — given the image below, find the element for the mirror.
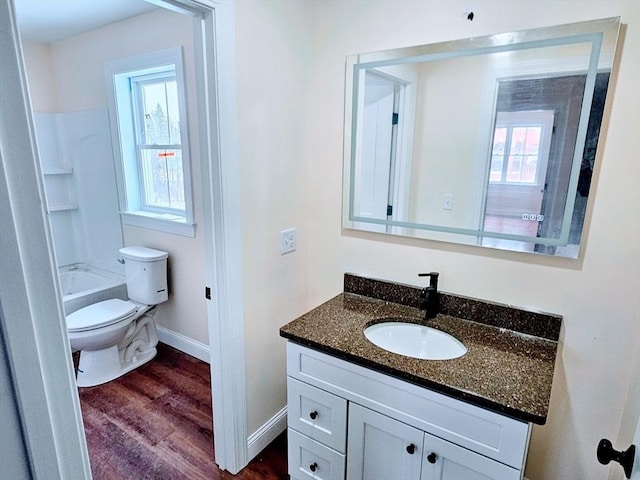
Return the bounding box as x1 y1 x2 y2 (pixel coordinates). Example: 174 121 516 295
342 17 620 258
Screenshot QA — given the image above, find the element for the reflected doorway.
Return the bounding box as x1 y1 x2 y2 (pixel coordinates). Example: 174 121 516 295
482 109 554 252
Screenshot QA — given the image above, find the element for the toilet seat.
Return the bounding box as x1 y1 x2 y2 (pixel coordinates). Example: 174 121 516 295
67 299 138 332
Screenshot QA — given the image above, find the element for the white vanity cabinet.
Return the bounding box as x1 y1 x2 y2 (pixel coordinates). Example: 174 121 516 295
286 342 531 480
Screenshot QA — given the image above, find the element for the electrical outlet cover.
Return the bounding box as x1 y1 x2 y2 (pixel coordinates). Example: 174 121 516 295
280 228 296 254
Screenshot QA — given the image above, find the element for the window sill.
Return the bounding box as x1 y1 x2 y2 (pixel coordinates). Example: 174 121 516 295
120 211 196 237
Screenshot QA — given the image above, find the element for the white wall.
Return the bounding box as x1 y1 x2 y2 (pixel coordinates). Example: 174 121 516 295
234 0 313 435
21 41 58 112
28 9 208 344
297 1 640 479
411 56 485 227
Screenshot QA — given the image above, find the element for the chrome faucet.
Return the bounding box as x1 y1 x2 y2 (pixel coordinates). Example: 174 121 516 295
418 272 439 320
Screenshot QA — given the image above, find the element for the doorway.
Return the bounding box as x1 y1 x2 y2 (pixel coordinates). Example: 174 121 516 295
352 66 417 234
481 109 555 252
480 74 588 253
10 0 247 474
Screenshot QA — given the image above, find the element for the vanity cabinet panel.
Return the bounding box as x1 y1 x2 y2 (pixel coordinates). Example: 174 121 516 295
421 432 521 480
288 377 348 453
346 403 423 480
288 428 346 480
287 342 531 469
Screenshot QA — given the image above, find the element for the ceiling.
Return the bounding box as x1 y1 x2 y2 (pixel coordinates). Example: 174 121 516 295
14 0 157 43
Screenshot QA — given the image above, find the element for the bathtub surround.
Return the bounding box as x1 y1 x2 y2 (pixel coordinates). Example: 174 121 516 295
34 110 123 273
60 264 127 315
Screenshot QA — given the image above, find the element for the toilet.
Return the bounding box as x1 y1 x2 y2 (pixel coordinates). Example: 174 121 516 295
67 246 169 387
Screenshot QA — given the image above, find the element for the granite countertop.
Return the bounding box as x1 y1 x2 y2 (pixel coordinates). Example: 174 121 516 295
280 275 561 425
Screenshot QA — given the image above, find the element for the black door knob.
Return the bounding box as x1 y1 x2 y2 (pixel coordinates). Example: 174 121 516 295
406 443 416 454
309 462 318 472
427 452 437 464
597 438 635 479
309 410 318 420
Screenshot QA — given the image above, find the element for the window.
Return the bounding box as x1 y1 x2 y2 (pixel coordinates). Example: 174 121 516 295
105 48 195 236
489 110 554 186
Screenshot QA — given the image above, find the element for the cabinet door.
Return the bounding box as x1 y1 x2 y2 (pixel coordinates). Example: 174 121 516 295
347 403 423 480
421 432 521 480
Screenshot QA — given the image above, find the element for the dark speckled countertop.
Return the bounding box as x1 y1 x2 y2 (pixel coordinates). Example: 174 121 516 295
280 274 561 425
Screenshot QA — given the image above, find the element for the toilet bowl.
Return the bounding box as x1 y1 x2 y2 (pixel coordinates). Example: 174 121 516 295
67 246 168 387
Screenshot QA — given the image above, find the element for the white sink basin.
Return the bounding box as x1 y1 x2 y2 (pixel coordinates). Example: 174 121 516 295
364 321 467 360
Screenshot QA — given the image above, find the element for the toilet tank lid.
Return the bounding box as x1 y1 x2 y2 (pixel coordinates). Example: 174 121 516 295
119 246 168 262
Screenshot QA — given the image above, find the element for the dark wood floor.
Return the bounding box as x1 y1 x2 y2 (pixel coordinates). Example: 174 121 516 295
78 343 288 479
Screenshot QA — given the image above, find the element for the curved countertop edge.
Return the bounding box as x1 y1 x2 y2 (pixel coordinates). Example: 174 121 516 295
280 333 547 425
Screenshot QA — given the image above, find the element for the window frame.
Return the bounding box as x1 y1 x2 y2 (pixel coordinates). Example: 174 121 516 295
131 71 185 216
105 47 195 237
488 110 555 188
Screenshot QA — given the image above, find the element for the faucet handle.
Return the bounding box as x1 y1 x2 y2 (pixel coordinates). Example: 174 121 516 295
418 272 439 289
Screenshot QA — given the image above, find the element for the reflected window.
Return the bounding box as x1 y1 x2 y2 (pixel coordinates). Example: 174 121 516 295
489 110 554 186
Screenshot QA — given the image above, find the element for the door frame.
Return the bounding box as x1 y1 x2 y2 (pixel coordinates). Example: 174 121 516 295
163 0 248 472
1 1 92 477
1 0 248 476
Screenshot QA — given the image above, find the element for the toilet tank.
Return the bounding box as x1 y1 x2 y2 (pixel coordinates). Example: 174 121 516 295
118 246 169 305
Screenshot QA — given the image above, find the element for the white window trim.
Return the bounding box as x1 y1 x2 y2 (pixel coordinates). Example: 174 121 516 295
120 211 196 236
490 110 555 187
105 47 196 237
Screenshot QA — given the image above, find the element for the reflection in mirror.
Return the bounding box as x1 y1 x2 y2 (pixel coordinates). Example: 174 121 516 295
343 17 620 258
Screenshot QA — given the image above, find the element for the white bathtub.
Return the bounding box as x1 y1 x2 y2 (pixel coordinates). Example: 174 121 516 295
60 264 127 315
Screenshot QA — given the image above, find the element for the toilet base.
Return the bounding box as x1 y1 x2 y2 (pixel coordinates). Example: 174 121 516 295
76 345 157 387
76 314 159 387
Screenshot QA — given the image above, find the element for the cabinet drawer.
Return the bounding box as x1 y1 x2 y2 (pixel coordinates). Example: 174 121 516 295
288 428 346 480
288 377 348 452
287 342 530 469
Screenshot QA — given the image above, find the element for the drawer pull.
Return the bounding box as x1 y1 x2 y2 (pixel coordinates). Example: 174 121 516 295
427 452 437 464
406 443 416 455
309 462 318 472
309 410 318 420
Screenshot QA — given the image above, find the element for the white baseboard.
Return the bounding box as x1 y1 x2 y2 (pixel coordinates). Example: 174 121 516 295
156 325 210 364
156 326 287 463
247 406 287 460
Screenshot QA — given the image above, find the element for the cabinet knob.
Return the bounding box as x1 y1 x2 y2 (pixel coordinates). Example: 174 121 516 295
427 452 437 464
309 462 318 472
406 443 416 454
309 410 318 420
